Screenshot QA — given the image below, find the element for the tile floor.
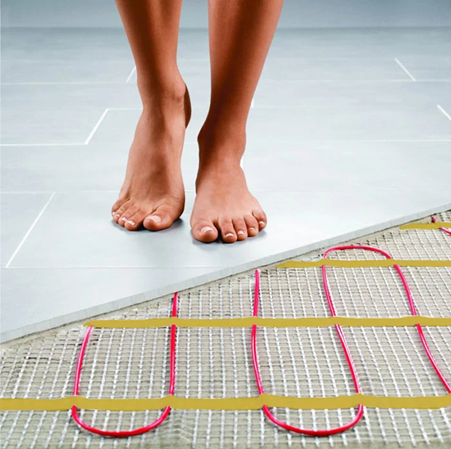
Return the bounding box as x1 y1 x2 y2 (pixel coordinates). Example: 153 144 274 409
1 28 451 341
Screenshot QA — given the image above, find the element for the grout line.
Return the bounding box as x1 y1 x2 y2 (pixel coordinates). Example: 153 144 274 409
84 109 110 145
437 104 451 123
125 66 136 84
5 193 56 269
394 58 416 82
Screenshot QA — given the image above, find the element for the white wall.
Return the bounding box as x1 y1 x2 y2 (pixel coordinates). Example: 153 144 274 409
2 0 451 28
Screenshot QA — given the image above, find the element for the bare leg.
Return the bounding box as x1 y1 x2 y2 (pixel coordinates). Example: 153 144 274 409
191 0 284 243
111 0 191 231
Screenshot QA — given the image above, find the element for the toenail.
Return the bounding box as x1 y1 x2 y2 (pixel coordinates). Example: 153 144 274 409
127 220 136 226
249 227 256 232
259 221 266 228
201 226 214 234
147 215 161 223
225 233 235 238
120 217 127 222
237 230 245 236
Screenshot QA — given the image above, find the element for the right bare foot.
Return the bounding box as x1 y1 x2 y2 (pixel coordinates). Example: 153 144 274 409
112 81 191 231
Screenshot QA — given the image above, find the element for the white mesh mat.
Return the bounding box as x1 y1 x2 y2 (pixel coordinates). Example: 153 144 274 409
1 211 450 448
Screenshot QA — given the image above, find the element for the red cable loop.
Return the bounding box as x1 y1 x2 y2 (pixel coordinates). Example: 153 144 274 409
251 268 364 436
251 244 451 437
72 233 450 438
432 216 451 236
71 292 178 437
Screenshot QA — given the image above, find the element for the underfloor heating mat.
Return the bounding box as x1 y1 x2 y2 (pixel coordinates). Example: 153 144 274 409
1 211 450 448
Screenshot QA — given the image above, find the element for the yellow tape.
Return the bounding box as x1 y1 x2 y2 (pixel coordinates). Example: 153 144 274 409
277 259 451 268
1 394 451 411
399 222 451 230
84 316 451 329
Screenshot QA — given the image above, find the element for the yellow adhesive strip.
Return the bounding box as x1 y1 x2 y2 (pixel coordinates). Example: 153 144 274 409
277 259 451 268
2 394 451 412
84 316 451 329
399 222 451 230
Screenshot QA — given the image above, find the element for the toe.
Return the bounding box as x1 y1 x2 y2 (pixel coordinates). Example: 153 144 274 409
245 215 259 237
233 218 248 241
143 203 182 231
111 198 126 213
124 210 147 231
191 220 219 243
111 198 127 221
219 218 237 243
119 205 139 227
113 201 132 224
252 208 267 231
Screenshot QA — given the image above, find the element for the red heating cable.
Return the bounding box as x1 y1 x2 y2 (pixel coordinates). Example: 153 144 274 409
72 241 450 438
251 268 364 436
251 245 451 437
71 292 178 437
432 216 451 236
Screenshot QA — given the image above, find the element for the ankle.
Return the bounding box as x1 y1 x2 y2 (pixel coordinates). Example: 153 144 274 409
197 124 246 168
138 74 187 112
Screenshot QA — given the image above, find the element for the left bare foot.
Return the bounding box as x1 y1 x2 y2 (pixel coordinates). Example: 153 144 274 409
190 134 267 243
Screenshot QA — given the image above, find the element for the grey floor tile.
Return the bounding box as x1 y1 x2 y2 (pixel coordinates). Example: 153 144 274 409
1 84 140 144
1 193 53 267
1 59 135 84
1 142 200 193
260 57 409 81
1 107 105 145
245 141 451 192
2 83 141 111
437 103 451 122
269 29 451 58
0 266 217 341
395 56 451 80
1 28 134 61
257 189 451 220
87 108 140 146
247 105 451 141
8 189 451 270
254 80 451 107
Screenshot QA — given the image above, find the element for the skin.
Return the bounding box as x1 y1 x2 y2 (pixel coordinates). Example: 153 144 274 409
112 0 284 243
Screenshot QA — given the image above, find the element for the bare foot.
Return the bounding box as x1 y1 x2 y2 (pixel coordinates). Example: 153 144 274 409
190 134 267 243
112 82 191 231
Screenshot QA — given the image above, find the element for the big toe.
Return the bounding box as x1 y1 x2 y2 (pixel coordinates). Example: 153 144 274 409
191 220 219 243
143 204 182 231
